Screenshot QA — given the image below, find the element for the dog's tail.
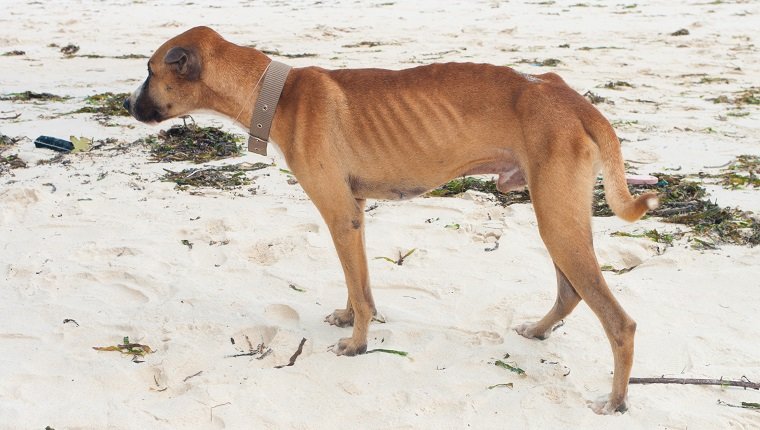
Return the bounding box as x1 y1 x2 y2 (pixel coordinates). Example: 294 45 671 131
585 113 658 222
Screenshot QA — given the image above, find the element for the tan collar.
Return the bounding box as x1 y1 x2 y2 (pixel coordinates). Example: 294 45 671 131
248 60 291 156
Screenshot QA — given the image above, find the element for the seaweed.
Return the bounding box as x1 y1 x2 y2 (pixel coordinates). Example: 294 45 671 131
718 155 760 189
603 80 633 89
596 174 760 247
518 58 561 67
428 176 531 206
260 49 317 58
60 44 80 56
0 91 69 102
73 92 131 122
161 163 266 190
1 50 25 56
710 87 760 106
147 121 244 163
432 173 759 247
583 90 612 105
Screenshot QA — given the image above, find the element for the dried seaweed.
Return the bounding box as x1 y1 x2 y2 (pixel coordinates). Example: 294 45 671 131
596 174 760 247
148 121 244 164
1 50 25 56
432 173 759 247
0 91 69 102
718 155 760 189
161 164 264 190
74 92 131 117
710 87 760 106
428 176 531 206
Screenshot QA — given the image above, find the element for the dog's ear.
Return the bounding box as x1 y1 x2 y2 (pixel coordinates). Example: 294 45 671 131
163 47 201 80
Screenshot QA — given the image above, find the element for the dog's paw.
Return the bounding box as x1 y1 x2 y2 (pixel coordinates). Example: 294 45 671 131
325 308 354 327
589 394 628 415
332 337 367 356
515 322 550 340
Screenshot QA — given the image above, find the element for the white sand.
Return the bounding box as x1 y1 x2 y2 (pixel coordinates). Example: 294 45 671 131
1 1 759 428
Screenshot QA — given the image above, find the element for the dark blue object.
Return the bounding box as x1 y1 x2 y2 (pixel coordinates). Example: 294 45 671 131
34 135 74 152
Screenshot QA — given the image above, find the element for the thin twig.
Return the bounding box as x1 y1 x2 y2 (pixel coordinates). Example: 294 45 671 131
629 376 760 390
0 113 21 120
183 371 203 382
210 402 231 422
274 337 307 369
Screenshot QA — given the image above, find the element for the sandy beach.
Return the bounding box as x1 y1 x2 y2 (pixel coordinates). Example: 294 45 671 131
1 1 759 428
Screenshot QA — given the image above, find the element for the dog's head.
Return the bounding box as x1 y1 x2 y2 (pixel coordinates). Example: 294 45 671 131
124 26 220 123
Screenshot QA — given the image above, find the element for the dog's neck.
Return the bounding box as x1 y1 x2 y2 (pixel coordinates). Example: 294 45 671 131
203 44 294 157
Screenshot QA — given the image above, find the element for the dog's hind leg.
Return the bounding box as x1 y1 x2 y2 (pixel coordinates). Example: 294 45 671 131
523 142 636 415
516 264 580 340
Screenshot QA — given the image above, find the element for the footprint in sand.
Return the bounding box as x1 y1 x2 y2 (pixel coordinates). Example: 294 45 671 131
246 237 298 266
264 304 300 326
0 188 40 223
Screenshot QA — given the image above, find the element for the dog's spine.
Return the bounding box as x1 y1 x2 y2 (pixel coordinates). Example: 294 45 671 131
586 116 659 222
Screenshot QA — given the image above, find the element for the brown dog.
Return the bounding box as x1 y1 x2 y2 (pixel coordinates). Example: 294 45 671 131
125 26 658 414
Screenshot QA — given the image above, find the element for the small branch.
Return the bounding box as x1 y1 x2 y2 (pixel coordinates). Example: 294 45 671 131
210 402 231 422
183 371 203 382
0 113 21 120
630 376 760 390
274 337 307 369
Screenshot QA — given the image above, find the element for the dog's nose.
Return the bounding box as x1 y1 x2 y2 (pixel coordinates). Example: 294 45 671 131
123 97 131 112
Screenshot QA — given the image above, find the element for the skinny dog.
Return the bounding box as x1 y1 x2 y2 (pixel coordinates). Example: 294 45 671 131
124 26 658 414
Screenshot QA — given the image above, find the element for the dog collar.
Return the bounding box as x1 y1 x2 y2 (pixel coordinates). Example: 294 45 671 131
248 60 292 156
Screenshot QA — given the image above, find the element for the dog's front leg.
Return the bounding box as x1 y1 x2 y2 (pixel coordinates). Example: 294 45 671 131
304 183 375 355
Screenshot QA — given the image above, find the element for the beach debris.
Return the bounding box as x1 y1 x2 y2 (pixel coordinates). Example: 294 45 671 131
583 90 611 105
431 172 758 247
670 28 690 36
2 50 25 56
487 383 514 390
74 92 130 124
227 335 273 359
709 87 760 106
33 135 74 152
62 318 79 326
717 400 760 410
93 336 153 357
147 118 244 163
611 229 681 246
540 358 571 376
70 136 93 153
183 370 203 382
630 376 760 390
0 154 26 173
210 402 232 423
428 176 531 206
289 283 306 292
0 91 69 102
517 58 561 67
601 264 637 275
342 40 396 48
60 44 80 56
274 337 307 368
718 155 760 189
495 355 526 376
485 241 500 252
375 248 416 266
367 348 409 357
603 80 633 89
181 239 193 250
260 48 317 59
626 173 658 185
161 164 260 190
